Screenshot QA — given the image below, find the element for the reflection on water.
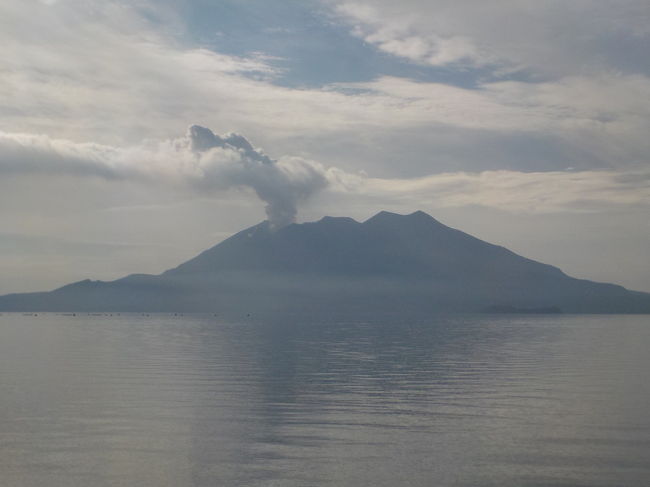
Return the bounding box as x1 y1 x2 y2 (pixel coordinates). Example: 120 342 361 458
0 313 649 486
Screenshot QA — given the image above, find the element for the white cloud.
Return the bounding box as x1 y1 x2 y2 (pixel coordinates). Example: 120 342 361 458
2 0 649 175
335 2 484 67
331 0 650 76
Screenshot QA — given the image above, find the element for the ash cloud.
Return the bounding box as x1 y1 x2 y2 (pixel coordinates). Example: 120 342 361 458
0 126 331 228
185 125 328 228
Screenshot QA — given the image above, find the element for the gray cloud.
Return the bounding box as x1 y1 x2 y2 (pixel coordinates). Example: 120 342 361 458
0 133 124 180
3 127 649 222
0 126 330 228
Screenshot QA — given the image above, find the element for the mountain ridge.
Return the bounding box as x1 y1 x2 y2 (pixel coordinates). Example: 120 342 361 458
0 210 648 314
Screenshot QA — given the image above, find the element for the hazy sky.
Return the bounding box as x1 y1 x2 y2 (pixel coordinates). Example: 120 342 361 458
1 0 649 294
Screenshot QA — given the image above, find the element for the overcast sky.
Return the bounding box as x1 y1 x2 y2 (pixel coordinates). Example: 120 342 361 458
1 0 649 294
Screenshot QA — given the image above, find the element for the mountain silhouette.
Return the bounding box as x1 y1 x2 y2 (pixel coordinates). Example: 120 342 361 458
1 211 649 314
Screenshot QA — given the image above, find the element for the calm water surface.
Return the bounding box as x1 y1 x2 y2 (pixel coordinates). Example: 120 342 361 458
0 313 649 486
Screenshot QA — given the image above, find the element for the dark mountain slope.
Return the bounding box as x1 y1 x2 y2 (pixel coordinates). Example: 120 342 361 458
1 211 648 314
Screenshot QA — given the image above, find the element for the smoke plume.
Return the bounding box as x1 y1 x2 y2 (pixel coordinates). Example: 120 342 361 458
0 126 331 228
185 125 328 228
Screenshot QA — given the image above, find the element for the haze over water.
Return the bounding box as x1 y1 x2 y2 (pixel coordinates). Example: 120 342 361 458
1 313 649 486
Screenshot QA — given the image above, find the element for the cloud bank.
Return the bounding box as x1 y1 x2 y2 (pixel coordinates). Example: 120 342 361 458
2 0 649 180
2 128 649 224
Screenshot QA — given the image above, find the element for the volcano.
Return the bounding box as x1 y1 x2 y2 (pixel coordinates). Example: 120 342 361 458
1 211 649 314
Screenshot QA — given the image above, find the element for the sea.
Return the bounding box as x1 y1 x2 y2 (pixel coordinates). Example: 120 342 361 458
1 313 649 486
